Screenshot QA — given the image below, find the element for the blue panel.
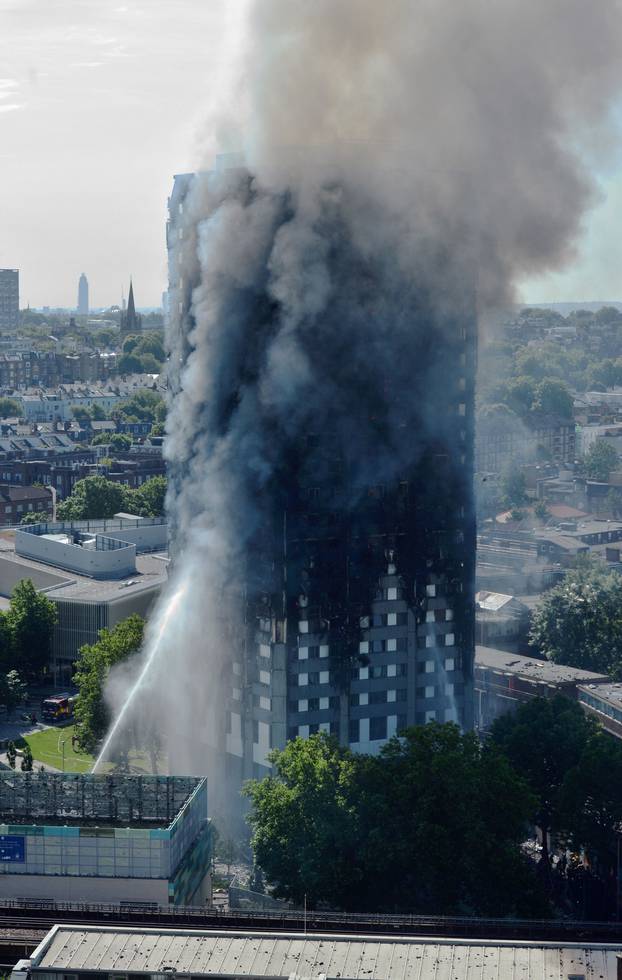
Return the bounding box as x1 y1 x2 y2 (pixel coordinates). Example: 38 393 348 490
0 835 25 862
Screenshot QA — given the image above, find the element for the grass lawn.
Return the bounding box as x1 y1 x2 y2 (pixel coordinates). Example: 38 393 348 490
24 724 95 773
23 724 165 775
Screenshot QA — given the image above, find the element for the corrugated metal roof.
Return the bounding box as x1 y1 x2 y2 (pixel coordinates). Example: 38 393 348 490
31 926 622 979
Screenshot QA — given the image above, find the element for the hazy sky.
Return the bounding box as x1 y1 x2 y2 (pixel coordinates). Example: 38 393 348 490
0 0 620 309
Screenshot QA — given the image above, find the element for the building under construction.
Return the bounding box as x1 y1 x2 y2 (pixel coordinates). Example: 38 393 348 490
0 773 212 906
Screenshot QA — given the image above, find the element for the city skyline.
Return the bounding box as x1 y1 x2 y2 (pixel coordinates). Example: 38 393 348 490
0 0 621 309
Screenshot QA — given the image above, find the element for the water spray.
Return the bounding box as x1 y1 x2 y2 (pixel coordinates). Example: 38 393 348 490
92 584 187 774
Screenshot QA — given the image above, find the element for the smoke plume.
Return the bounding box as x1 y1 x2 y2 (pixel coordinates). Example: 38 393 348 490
103 0 622 806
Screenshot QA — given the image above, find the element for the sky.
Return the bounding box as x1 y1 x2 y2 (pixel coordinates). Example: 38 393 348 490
0 0 620 310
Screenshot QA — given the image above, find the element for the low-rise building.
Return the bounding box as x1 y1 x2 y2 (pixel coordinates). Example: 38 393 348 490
475 645 610 731
0 516 168 682
578 682 622 740
475 592 531 652
0 485 53 526
0 773 211 905
14 926 622 980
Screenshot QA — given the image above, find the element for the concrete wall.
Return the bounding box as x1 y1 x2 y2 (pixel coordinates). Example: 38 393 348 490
0 555 69 597
15 529 136 579
0 873 168 904
105 523 168 553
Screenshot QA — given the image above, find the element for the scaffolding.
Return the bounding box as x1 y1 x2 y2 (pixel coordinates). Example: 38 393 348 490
0 773 202 827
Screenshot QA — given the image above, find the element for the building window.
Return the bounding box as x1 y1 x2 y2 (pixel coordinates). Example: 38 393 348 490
298 673 308 686
445 657 455 672
426 584 436 597
349 719 360 742
259 670 270 685
425 660 435 673
298 647 309 660
445 633 455 646
425 685 435 699
370 716 387 740
319 644 329 658
425 710 436 723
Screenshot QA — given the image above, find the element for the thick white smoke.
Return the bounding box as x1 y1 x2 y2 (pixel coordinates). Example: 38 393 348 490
102 0 622 810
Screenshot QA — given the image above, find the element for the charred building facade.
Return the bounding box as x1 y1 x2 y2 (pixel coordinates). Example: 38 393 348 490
166 167 476 793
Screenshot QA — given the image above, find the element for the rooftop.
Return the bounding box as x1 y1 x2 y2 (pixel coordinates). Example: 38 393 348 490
578 682 622 710
475 646 610 686
29 926 622 979
475 592 524 613
0 773 203 829
0 528 167 602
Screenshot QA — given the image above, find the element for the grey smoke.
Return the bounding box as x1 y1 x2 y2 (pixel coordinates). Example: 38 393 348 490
102 0 622 800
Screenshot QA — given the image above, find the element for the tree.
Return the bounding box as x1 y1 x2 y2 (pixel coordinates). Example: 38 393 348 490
117 352 143 374
5 580 57 681
6 741 16 769
582 440 619 481
20 744 33 772
534 500 550 521
57 475 129 520
490 695 595 872
20 511 49 525
500 462 528 508
0 669 28 714
533 378 574 419
92 432 132 451
245 728 545 915
73 614 145 752
0 397 22 419
133 476 167 517
71 405 92 424
114 389 164 424
138 352 162 374
529 563 622 677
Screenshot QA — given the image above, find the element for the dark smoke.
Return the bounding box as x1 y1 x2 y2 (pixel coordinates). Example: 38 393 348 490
104 0 622 793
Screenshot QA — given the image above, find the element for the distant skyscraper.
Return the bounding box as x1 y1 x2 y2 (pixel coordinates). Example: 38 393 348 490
119 280 142 337
0 269 19 332
77 274 89 317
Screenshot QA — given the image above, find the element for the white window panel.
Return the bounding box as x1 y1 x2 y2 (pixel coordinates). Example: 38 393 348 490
233 662 242 675
319 696 329 710
446 609 454 621
298 725 310 738
425 710 436 723
299 621 309 634
259 696 271 711
359 641 369 654
319 722 330 733
232 688 242 701
445 708 458 723
426 611 435 623
298 699 308 712
387 664 397 677
445 633 455 646
259 643 271 658
425 660 435 673
298 647 309 660
446 683 454 696
259 670 270 686
445 657 455 672
387 638 397 652
319 670 329 684
319 644 329 658
425 636 434 648
298 673 308 686
360 616 370 628
458 403 466 416
425 685 435 699
358 666 368 680
359 692 369 706
387 587 398 600
426 584 436 597
387 689 397 702
387 613 397 626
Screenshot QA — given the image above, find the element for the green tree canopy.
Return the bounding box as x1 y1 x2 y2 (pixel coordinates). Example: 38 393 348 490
582 440 619 481
245 727 545 915
490 695 595 869
117 352 143 374
113 389 165 424
57 475 128 520
73 614 145 752
133 475 166 517
0 669 27 713
533 378 574 418
500 462 528 509
5 580 57 680
91 432 132 451
0 397 22 419
529 563 622 677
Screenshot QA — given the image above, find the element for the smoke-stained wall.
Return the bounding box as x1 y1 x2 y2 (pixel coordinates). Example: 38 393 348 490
103 0 622 819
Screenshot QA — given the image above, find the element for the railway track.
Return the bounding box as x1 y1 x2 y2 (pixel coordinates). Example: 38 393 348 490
0 903 620 945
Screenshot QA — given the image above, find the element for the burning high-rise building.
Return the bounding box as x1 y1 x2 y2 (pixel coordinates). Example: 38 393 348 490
165 161 476 800
97 0 622 822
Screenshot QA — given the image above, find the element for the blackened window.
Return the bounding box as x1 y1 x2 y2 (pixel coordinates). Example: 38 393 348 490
349 719 360 742
370 716 387 740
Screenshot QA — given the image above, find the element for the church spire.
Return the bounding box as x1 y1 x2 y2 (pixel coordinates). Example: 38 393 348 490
127 279 136 320
120 279 141 337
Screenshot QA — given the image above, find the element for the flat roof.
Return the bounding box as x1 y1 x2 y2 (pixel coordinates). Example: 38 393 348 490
475 646 610 685
0 532 166 602
30 926 622 979
578 682 622 709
